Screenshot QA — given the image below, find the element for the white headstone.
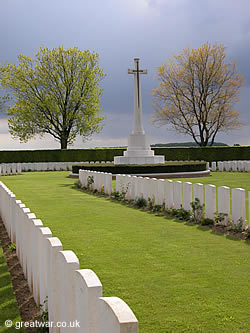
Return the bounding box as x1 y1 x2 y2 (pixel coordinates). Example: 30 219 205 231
57 251 79 332
142 177 150 202
98 297 138 333
157 179 165 206
38 227 52 309
25 212 36 289
232 188 245 229
232 161 237 172
165 180 173 210
193 183 204 206
31 219 44 305
149 178 158 205
74 269 102 333
205 185 216 220
217 186 230 226
46 237 63 332
183 182 192 211
211 162 217 172
174 181 182 209
217 161 223 172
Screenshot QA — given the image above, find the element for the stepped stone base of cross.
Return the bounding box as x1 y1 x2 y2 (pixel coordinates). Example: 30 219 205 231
114 133 165 165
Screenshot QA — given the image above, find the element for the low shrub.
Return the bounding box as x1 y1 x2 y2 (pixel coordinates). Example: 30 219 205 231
215 213 228 225
191 198 204 222
72 162 207 175
200 218 214 226
169 207 191 221
111 191 121 200
152 205 163 213
135 197 147 208
230 217 245 232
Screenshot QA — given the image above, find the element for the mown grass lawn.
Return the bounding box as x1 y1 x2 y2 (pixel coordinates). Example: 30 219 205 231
2 172 250 332
0 246 24 333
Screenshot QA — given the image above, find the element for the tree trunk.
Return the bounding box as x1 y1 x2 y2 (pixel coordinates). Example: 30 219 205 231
60 136 68 149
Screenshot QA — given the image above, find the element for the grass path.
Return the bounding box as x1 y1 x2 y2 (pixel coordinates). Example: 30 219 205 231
2 172 250 332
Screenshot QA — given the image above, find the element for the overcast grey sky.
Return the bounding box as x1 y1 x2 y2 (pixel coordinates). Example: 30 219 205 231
0 0 250 149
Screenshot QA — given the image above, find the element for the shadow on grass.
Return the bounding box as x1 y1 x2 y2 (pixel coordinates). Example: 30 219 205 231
210 230 225 237
197 225 211 232
226 235 242 242
59 183 77 188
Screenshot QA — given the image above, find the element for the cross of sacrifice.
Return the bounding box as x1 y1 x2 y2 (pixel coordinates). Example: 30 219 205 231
128 58 147 135
128 58 147 109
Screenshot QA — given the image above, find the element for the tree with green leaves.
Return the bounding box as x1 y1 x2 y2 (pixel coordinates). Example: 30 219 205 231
1 46 105 149
152 43 244 146
0 67 9 111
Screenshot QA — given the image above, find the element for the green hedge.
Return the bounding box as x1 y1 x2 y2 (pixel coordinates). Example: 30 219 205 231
0 146 249 163
72 162 207 175
153 146 250 162
0 148 125 163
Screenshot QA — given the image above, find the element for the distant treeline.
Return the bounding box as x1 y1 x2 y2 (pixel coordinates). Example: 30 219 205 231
150 142 228 147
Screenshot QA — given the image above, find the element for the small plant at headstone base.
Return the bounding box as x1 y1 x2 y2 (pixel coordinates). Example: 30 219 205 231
8 243 16 252
135 197 147 208
101 184 105 193
87 175 94 190
177 207 191 221
242 226 250 239
36 297 49 332
215 213 228 226
111 191 121 200
119 182 130 201
147 197 155 210
168 207 191 221
200 218 214 226
190 198 204 222
152 204 163 213
230 217 245 233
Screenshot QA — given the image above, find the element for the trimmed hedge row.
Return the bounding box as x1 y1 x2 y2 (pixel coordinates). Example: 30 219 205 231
154 146 250 162
72 162 207 175
0 146 249 163
0 148 125 163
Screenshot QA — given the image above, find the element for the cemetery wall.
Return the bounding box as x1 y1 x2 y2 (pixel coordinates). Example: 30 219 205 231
0 146 250 163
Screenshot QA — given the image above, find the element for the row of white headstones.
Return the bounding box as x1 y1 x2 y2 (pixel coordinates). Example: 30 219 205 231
0 181 138 333
210 160 250 172
1 160 250 176
0 162 85 175
79 169 249 229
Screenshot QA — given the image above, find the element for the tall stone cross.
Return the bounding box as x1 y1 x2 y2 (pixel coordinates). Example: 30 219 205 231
128 58 147 135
